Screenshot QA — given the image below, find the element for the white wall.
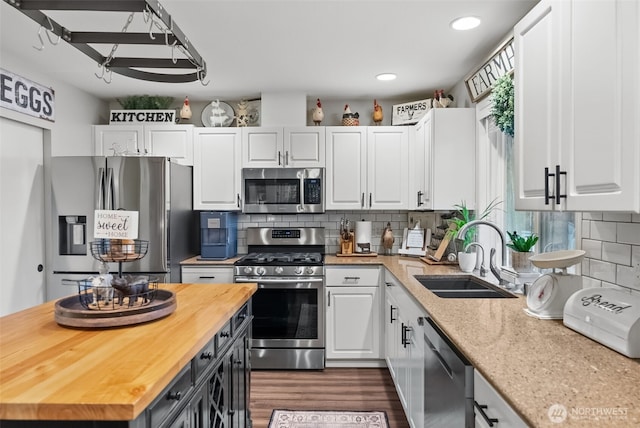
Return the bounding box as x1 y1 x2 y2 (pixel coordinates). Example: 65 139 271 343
0 50 108 156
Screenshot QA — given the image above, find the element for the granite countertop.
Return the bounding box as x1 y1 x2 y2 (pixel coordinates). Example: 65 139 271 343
0 283 257 421
180 255 242 265
325 255 640 427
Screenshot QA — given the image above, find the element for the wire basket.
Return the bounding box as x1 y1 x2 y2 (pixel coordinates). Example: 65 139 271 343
68 276 159 311
90 239 149 263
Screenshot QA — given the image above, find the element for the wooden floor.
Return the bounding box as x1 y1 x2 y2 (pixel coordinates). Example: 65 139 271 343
249 367 410 428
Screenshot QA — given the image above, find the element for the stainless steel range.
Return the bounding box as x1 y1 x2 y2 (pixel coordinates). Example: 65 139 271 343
234 227 325 370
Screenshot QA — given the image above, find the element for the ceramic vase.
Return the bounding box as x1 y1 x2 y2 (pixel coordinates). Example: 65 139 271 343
511 251 534 272
458 252 476 273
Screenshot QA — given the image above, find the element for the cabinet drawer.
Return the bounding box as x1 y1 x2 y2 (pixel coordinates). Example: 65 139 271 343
192 336 216 384
326 266 380 286
216 319 232 352
232 302 251 333
181 266 234 284
148 363 193 428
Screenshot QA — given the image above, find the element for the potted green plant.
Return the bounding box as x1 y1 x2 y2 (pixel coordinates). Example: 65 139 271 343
490 73 514 137
506 231 538 272
447 198 502 250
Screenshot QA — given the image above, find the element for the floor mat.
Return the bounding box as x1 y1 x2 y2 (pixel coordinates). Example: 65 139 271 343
268 410 389 428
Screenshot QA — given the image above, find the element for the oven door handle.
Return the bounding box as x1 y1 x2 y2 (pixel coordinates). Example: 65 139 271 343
234 277 324 284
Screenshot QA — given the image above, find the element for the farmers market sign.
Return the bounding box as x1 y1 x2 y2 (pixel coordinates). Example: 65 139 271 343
465 36 514 103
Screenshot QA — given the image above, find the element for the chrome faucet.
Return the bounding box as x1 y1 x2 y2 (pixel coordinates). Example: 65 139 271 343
456 220 509 285
464 242 487 277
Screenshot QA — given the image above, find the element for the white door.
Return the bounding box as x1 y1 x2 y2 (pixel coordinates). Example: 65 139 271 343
145 125 194 165
0 117 45 315
242 127 282 167
93 125 143 156
285 127 325 167
367 127 409 209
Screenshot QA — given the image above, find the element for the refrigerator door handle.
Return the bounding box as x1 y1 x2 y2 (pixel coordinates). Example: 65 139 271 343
105 167 115 210
97 167 105 210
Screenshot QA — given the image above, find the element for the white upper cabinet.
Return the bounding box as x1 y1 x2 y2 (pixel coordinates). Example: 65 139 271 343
193 128 242 211
410 108 476 211
242 127 325 167
93 124 194 166
514 0 640 212
326 126 409 210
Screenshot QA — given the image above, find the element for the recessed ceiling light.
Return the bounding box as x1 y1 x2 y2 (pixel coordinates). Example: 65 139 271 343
376 73 397 81
450 16 481 31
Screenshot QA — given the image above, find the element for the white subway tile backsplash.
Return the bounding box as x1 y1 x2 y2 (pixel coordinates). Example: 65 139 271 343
617 223 640 245
582 212 603 221
590 221 616 242
581 239 602 259
616 265 640 290
581 276 601 288
602 242 631 265
581 220 591 238
603 212 632 222
588 259 616 283
633 214 640 223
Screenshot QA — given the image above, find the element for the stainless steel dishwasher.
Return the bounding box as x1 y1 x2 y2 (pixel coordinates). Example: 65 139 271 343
424 317 474 428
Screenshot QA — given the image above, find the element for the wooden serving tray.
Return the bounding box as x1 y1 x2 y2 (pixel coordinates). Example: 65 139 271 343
336 252 378 257
54 289 177 328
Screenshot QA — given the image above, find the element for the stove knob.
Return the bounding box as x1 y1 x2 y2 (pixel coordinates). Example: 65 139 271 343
275 266 284 274
256 267 266 276
305 267 315 275
294 266 304 275
243 266 252 275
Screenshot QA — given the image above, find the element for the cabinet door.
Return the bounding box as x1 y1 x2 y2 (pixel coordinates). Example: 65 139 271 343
430 109 476 211
367 127 409 209
326 286 381 359
410 117 429 210
181 266 234 284
194 128 242 211
474 370 528 427
325 127 368 210
284 127 325 167
384 286 400 379
145 125 194 166
93 125 143 156
562 0 640 212
242 127 283 167
514 1 563 211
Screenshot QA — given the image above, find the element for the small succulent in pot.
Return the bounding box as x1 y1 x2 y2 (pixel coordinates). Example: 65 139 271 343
506 231 538 252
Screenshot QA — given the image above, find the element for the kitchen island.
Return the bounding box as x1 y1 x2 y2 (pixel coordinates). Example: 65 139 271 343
326 255 640 427
0 282 257 427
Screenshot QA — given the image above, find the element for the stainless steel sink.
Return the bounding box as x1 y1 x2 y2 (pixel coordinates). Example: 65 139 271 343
413 275 517 299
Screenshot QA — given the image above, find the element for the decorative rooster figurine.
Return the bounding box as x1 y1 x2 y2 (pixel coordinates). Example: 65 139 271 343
382 222 394 255
373 99 383 125
180 96 192 121
312 98 324 125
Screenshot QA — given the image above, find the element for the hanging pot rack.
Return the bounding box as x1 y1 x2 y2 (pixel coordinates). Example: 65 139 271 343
3 0 208 84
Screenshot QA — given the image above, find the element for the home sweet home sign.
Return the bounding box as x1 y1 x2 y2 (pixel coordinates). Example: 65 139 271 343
464 37 514 103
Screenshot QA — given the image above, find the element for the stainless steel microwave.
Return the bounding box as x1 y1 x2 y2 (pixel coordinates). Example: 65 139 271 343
242 168 324 214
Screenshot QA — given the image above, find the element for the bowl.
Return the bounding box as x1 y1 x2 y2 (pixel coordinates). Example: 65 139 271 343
529 250 586 269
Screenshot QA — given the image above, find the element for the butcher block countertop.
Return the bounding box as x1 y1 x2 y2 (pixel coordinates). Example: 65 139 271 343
326 255 640 427
0 283 257 421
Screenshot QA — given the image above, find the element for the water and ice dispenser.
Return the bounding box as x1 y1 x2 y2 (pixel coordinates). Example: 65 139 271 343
199 212 237 260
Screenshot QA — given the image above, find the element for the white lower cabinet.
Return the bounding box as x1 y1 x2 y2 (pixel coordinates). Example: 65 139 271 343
181 266 234 284
384 269 424 428
325 266 382 361
474 370 527 427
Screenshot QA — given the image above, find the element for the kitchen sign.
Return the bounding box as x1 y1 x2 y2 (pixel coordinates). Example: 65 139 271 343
94 210 139 239
109 109 176 124
465 36 514 103
392 98 431 125
0 68 55 122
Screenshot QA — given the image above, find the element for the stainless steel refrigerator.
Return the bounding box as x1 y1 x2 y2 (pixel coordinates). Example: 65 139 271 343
46 156 195 300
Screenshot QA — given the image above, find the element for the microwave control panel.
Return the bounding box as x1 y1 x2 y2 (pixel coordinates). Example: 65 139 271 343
304 178 322 204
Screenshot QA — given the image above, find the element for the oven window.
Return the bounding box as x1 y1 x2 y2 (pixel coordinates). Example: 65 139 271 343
252 288 318 340
245 179 300 205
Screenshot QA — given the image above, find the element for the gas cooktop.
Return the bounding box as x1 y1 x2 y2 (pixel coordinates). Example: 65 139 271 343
234 252 323 266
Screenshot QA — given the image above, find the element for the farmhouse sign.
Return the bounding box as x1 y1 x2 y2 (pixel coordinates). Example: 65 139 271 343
109 109 176 124
0 68 55 122
392 98 431 125
465 37 515 103
94 210 139 239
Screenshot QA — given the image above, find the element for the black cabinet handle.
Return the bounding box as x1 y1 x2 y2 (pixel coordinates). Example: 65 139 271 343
167 391 182 401
417 190 423 206
369 193 372 207
237 194 241 208
199 276 215 279
544 167 554 205
220 331 230 338
390 305 396 323
361 193 365 208
278 151 282 165
474 401 499 426
200 351 213 360
555 164 567 205
401 323 412 348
